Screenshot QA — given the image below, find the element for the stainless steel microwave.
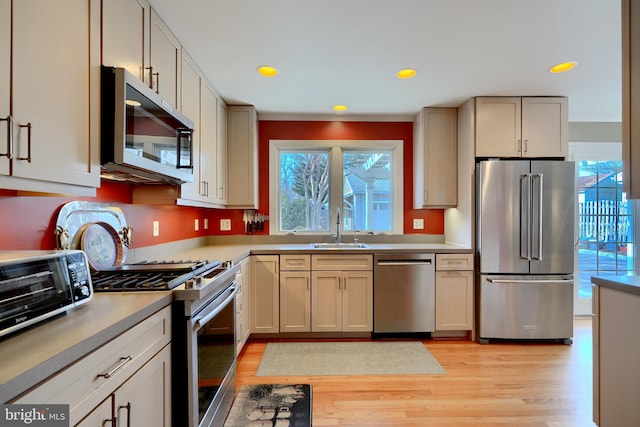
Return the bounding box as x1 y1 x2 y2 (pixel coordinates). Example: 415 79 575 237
0 250 93 338
100 66 195 185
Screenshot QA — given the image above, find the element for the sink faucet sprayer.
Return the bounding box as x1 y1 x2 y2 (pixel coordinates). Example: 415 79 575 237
335 207 341 244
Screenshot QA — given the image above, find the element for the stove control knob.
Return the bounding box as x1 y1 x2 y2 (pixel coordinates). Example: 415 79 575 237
195 276 203 285
185 279 195 289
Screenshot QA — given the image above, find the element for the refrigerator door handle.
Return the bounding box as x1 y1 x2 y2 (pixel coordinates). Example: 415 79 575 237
520 173 532 260
487 278 573 284
532 173 544 260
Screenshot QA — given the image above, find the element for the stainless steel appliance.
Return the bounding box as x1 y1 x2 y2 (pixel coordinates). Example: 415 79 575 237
101 66 195 185
476 159 575 343
91 259 240 427
373 253 435 334
0 250 93 338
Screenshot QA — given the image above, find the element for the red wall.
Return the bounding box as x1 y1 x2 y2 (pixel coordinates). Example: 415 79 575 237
0 120 444 250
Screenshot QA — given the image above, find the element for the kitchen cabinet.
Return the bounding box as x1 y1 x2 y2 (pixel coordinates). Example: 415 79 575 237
77 345 171 427
280 255 311 332
311 255 373 332
592 284 640 426
235 257 251 353
250 255 279 334
623 0 640 198
227 105 259 208
475 97 568 158
216 97 228 204
0 0 100 195
435 253 474 332
12 306 172 426
103 0 181 109
413 107 457 208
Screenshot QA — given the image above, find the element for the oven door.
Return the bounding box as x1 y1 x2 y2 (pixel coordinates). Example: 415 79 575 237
187 284 237 427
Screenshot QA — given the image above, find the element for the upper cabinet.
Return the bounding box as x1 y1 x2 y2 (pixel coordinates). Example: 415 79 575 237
227 106 259 208
102 0 181 109
623 0 640 199
0 0 100 195
475 97 568 158
413 107 457 208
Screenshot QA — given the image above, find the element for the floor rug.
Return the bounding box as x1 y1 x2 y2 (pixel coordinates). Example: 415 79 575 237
256 341 446 376
224 384 312 427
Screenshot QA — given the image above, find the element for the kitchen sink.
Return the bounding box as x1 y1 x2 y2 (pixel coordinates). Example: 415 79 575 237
311 242 369 249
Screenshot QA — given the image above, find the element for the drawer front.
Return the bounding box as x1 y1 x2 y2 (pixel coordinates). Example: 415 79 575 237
436 253 474 271
280 254 311 270
312 254 373 271
13 306 171 424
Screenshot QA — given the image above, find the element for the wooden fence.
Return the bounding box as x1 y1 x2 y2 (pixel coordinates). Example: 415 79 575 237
579 200 630 243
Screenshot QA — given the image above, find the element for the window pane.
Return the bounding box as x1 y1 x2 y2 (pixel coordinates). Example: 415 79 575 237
343 151 392 232
279 151 330 232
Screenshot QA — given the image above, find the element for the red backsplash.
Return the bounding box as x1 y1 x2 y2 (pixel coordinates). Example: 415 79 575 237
0 120 443 250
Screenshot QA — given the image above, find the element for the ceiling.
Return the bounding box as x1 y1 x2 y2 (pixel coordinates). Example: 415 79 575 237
149 0 621 122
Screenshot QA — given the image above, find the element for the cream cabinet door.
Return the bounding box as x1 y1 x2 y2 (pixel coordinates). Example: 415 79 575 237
227 105 258 208
149 8 181 109
342 271 373 332
199 81 219 203
311 271 342 332
413 107 457 208
0 0 9 176
475 97 522 157
102 0 150 81
179 51 203 202
280 271 311 332
114 345 172 427
521 97 568 158
435 271 474 330
250 255 279 333
11 0 100 190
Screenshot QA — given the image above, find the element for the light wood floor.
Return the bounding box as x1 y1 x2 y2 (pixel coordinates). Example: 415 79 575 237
236 318 595 426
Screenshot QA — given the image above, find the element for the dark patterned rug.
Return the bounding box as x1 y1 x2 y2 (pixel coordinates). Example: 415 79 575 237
224 384 312 426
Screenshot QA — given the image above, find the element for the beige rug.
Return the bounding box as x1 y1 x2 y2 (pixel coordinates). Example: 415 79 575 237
256 341 446 376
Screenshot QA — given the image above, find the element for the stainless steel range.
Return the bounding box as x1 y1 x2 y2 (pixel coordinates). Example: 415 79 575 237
55 202 239 427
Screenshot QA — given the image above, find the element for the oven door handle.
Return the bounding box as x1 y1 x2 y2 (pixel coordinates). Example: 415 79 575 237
193 285 237 330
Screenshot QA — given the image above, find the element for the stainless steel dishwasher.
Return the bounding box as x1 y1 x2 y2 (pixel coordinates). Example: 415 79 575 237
373 253 435 334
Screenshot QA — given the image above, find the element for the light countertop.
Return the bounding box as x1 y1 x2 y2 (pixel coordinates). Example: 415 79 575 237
0 292 172 403
591 276 640 297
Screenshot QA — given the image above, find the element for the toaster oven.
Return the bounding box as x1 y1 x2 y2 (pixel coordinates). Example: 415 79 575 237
0 250 93 338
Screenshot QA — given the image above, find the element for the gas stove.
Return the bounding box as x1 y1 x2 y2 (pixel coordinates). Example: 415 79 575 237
90 260 225 291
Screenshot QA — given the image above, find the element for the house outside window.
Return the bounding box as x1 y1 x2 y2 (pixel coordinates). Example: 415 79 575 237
269 140 403 236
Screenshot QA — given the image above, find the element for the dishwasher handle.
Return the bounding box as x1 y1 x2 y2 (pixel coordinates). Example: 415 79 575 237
376 259 433 266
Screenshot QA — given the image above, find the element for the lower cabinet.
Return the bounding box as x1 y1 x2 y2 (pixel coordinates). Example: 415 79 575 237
435 254 474 332
12 306 172 426
235 256 251 353
280 270 311 332
76 345 171 426
311 270 373 332
250 255 280 333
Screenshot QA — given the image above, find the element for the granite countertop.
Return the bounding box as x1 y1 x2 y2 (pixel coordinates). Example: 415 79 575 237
592 276 640 297
0 292 172 403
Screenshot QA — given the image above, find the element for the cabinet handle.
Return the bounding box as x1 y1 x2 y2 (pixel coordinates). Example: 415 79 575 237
517 139 522 155
97 356 132 379
118 402 131 427
17 123 31 162
0 115 12 159
524 139 528 154
219 186 224 199
145 66 159 93
306 277 309 290
102 418 115 426
424 190 428 202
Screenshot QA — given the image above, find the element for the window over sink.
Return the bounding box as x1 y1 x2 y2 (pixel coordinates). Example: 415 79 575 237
269 140 403 235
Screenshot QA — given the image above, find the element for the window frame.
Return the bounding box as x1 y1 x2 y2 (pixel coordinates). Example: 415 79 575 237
269 139 404 236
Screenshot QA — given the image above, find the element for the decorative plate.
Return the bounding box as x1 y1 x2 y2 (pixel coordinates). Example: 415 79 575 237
80 222 124 271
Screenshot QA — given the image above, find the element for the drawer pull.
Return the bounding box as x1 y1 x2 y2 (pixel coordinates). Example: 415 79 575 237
97 356 132 379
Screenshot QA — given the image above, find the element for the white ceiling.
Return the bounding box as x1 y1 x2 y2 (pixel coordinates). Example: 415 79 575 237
149 0 621 122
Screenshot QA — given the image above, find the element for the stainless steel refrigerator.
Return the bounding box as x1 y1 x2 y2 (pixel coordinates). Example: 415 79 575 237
476 160 575 343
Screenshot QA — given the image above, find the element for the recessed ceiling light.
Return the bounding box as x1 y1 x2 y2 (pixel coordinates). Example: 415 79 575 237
549 61 578 73
125 99 141 107
396 68 417 79
257 65 279 77
333 105 348 112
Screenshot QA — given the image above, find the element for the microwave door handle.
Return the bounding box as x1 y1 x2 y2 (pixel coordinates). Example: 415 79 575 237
176 128 193 169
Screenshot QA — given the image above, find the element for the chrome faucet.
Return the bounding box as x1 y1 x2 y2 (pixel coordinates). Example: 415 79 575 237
335 207 341 244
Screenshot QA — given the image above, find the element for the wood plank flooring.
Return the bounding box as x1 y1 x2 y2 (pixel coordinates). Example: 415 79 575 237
235 318 595 426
